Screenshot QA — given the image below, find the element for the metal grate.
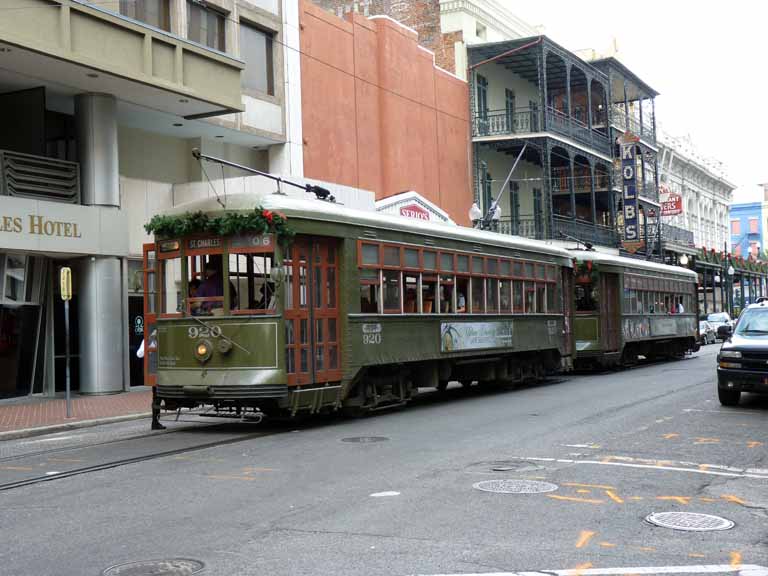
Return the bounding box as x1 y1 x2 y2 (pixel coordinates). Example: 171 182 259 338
645 512 734 532
473 479 558 494
102 558 205 576
0 150 80 204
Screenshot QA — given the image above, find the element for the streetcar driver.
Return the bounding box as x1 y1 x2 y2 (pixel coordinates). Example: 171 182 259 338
197 258 238 313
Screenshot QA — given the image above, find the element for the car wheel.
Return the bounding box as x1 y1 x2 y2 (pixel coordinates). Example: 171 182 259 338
709 333 715 344
718 387 741 406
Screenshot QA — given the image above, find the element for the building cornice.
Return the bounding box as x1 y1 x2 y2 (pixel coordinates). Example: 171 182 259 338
439 0 538 40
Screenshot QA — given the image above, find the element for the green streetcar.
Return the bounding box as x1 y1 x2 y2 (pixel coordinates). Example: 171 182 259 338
142 192 699 423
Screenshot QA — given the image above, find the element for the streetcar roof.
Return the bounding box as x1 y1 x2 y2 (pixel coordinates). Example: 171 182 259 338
573 250 698 279
163 193 575 262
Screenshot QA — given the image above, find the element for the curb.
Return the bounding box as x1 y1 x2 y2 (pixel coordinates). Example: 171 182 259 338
0 412 152 442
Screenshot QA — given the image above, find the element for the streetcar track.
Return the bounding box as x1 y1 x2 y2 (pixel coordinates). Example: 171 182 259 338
0 429 272 492
0 419 226 464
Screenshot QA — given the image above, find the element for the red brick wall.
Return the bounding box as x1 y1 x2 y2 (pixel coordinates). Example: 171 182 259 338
300 0 472 225
311 0 460 74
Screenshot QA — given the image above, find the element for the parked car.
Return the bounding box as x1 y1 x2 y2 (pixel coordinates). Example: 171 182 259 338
716 301 768 406
707 312 733 340
699 321 716 345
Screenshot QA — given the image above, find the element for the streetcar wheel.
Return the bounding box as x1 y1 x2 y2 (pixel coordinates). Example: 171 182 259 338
718 387 741 407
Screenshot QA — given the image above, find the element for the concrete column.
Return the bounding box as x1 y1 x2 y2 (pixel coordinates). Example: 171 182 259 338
76 94 119 207
76 93 123 394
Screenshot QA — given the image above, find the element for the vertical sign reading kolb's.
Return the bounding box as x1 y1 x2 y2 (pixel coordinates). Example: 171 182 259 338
620 132 643 252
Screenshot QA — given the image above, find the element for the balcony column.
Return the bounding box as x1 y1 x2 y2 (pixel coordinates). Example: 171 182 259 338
623 81 630 126
539 47 548 131
565 65 571 119
590 163 597 224
639 97 644 139
544 140 553 238
586 79 593 130
651 98 657 141
75 93 124 395
568 154 576 220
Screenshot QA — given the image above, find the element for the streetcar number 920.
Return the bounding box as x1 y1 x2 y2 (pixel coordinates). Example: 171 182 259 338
188 325 222 339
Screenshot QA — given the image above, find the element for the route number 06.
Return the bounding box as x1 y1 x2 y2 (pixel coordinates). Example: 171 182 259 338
188 325 222 339
363 333 381 345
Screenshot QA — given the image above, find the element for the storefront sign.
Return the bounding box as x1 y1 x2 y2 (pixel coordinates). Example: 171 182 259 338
0 196 128 256
440 322 513 352
620 132 640 246
399 203 430 221
660 192 683 216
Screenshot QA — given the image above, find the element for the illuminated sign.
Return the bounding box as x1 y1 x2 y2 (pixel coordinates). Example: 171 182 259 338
620 132 641 247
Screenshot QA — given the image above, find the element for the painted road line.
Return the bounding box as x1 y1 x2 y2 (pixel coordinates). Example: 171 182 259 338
410 564 768 576
370 491 401 497
506 456 768 479
574 531 595 549
683 408 761 416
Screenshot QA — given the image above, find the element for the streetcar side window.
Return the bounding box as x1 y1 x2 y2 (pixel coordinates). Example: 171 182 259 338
360 269 380 313
383 270 402 313
160 255 182 315
228 252 275 314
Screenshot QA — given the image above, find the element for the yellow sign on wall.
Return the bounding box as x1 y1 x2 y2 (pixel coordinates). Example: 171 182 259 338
60 267 72 301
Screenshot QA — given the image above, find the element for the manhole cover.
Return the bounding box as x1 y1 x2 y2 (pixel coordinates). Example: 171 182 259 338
102 558 205 576
645 512 734 532
473 479 558 494
341 436 389 443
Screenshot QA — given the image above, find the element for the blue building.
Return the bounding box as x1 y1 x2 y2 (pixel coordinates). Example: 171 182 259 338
730 202 763 259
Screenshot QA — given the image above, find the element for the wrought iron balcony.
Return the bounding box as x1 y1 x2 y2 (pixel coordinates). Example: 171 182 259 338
610 105 656 145
661 223 695 247
472 108 541 138
545 107 611 156
0 150 80 204
498 214 619 247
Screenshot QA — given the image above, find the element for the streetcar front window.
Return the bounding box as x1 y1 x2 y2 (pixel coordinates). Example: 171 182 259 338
575 282 597 312
228 252 275 314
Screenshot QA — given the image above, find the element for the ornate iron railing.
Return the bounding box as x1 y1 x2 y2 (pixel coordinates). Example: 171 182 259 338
498 214 619 247
662 223 695 247
0 150 80 203
545 106 611 155
472 107 541 137
610 105 656 145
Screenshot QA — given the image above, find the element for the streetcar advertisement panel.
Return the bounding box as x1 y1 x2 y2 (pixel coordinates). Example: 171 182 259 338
440 322 514 352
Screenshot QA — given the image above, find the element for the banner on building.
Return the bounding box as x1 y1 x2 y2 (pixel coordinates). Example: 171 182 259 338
619 132 643 252
659 184 683 216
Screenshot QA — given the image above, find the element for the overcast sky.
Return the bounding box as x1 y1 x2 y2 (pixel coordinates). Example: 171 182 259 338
509 1 767 204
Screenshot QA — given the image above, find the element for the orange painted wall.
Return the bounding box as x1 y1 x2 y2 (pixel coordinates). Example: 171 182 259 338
300 1 472 225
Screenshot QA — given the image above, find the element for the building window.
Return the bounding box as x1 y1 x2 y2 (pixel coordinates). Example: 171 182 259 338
476 75 488 121
240 22 274 96
119 0 170 31
187 0 225 51
749 218 759 234
730 220 740 235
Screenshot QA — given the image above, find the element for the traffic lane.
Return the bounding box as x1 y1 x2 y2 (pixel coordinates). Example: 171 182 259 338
0 346 758 576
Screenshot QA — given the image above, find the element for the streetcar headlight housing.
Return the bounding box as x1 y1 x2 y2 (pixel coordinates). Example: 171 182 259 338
194 339 213 363
718 361 741 369
719 350 742 359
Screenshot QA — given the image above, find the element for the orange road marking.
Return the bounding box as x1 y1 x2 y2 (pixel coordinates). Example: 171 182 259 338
575 530 596 549
695 437 720 444
47 458 83 463
571 563 593 576
636 546 656 552
242 467 275 473
563 482 615 489
699 497 716 503
689 553 706 558
599 542 617 548
730 551 742 568
721 494 747 505
207 475 256 481
548 495 604 505
698 464 710 471
605 490 624 504
656 496 691 505
577 489 591 494
663 433 679 439
629 496 644 501
0 465 35 471
747 441 763 448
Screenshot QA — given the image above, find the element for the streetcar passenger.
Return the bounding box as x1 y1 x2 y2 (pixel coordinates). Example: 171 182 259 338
197 259 238 314
457 291 466 313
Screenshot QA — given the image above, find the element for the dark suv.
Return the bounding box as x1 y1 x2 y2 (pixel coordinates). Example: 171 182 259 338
717 301 768 406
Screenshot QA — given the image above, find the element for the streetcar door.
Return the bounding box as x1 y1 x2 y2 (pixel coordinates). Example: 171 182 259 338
284 236 341 386
142 243 158 386
561 266 573 356
601 272 620 352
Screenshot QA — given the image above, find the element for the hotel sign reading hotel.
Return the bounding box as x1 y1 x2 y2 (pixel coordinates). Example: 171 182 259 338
620 132 643 251
0 196 128 256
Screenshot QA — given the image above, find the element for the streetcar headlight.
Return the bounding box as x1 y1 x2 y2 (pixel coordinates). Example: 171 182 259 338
719 350 742 359
194 339 213 363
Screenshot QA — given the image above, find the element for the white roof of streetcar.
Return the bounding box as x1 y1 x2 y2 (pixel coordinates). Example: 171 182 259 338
573 250 698 279
164 193 575 262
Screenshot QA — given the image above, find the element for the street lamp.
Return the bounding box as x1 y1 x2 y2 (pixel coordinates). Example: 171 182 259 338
727 263 735 316
679 254 689 267
469 203 482 228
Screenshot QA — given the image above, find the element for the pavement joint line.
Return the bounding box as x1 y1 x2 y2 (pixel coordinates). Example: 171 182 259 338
411 565 768 576
507 456 768 479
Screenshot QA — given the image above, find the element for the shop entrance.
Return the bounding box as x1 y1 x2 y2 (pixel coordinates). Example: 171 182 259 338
0 254 46 398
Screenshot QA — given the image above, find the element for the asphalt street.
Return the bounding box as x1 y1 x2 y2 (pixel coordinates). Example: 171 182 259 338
1 343 767 576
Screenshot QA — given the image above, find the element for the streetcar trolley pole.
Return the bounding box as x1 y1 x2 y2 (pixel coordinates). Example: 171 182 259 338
60 267 73 419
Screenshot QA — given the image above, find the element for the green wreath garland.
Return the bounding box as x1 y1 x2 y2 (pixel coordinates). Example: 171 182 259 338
144 208 294 247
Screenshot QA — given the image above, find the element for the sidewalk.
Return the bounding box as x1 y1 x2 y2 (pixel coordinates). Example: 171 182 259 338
0 387 152 440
